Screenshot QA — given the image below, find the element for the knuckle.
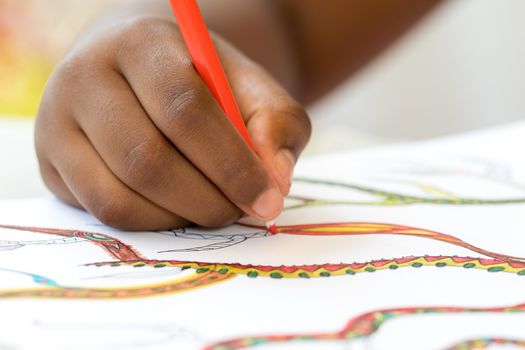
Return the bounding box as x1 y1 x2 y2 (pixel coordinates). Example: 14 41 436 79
123 139 166 189
56 53 86 79
52 54 92 96
165 85 199 116
52 51 108 106
121 16 157 32
116 16 175 58
120 16 171 37
162 84 206 136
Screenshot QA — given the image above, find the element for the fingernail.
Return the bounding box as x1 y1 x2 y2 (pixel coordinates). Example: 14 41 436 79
252 187 283 220
274 149 295 187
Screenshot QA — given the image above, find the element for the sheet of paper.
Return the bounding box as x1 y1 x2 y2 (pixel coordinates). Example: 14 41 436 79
2 121 525 350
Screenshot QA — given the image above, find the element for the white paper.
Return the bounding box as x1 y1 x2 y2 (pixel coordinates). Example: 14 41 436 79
2 121 525 349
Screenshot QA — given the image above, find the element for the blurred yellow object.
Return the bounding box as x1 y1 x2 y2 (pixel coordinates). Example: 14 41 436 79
0 0 53 118
0 46 53 118
0 0 117 118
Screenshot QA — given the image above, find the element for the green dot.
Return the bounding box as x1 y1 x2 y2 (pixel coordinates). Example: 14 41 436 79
320 271 331 277
365 267 376 273
133 263 145 268
345 269 356 275
388 265 398 270
153 264 166 268
247 271 259 278
196 268 209 274
412 262 423 268
299 272 310 278
463 263 475 269
518 270 525 276
270 272 283 279
435 262 447 267
181 265 191 270
110 263 120 267
488 266 505 272
218 268 229 274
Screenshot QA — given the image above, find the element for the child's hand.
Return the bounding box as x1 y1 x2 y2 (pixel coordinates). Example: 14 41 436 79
35 17 311 230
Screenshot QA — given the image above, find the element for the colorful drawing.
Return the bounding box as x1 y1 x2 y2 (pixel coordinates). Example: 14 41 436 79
157 219 525 258
269 222 525 262
2 171 525 350
203 303 525 350
447 338 525 350
288 177 525 209
1 222 524 299
0 267 59 287
158 221 525 265
92 255 525 279
0 268 233 299
0 225 143 260
0 224 234 299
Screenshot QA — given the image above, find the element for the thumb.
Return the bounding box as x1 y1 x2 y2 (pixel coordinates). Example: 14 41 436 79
247 101 311 195
217 37 311 195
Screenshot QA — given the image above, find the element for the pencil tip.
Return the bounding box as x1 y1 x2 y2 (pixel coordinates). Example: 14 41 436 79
266 221 277 235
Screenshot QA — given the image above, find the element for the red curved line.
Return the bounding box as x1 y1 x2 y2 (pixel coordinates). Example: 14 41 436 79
0 225 143 261
243 222 525 263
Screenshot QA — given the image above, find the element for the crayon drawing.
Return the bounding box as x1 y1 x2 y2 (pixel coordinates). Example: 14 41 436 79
204 303 525 350
1 218 525 299
2 151 525 349
2 221 525 349
289 176 525 209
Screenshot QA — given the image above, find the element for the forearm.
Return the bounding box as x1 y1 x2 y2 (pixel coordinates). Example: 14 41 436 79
276 0 445 102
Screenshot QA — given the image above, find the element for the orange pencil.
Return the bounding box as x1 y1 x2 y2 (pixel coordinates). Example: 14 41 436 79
169 0 252 148
169 0 277 232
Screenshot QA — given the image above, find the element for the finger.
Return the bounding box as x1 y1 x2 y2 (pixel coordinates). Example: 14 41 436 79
37 156 81 208
219 40 312 195
35 84 81 208
71 65 242 227
247 103 311 196
45 122 188 231
114 19 283 221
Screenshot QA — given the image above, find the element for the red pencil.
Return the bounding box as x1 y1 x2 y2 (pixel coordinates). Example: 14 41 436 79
168 0 253 149
169 0 277 233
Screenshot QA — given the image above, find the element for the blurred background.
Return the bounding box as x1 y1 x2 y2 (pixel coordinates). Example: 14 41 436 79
1 0 525 198
0 0 114 116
